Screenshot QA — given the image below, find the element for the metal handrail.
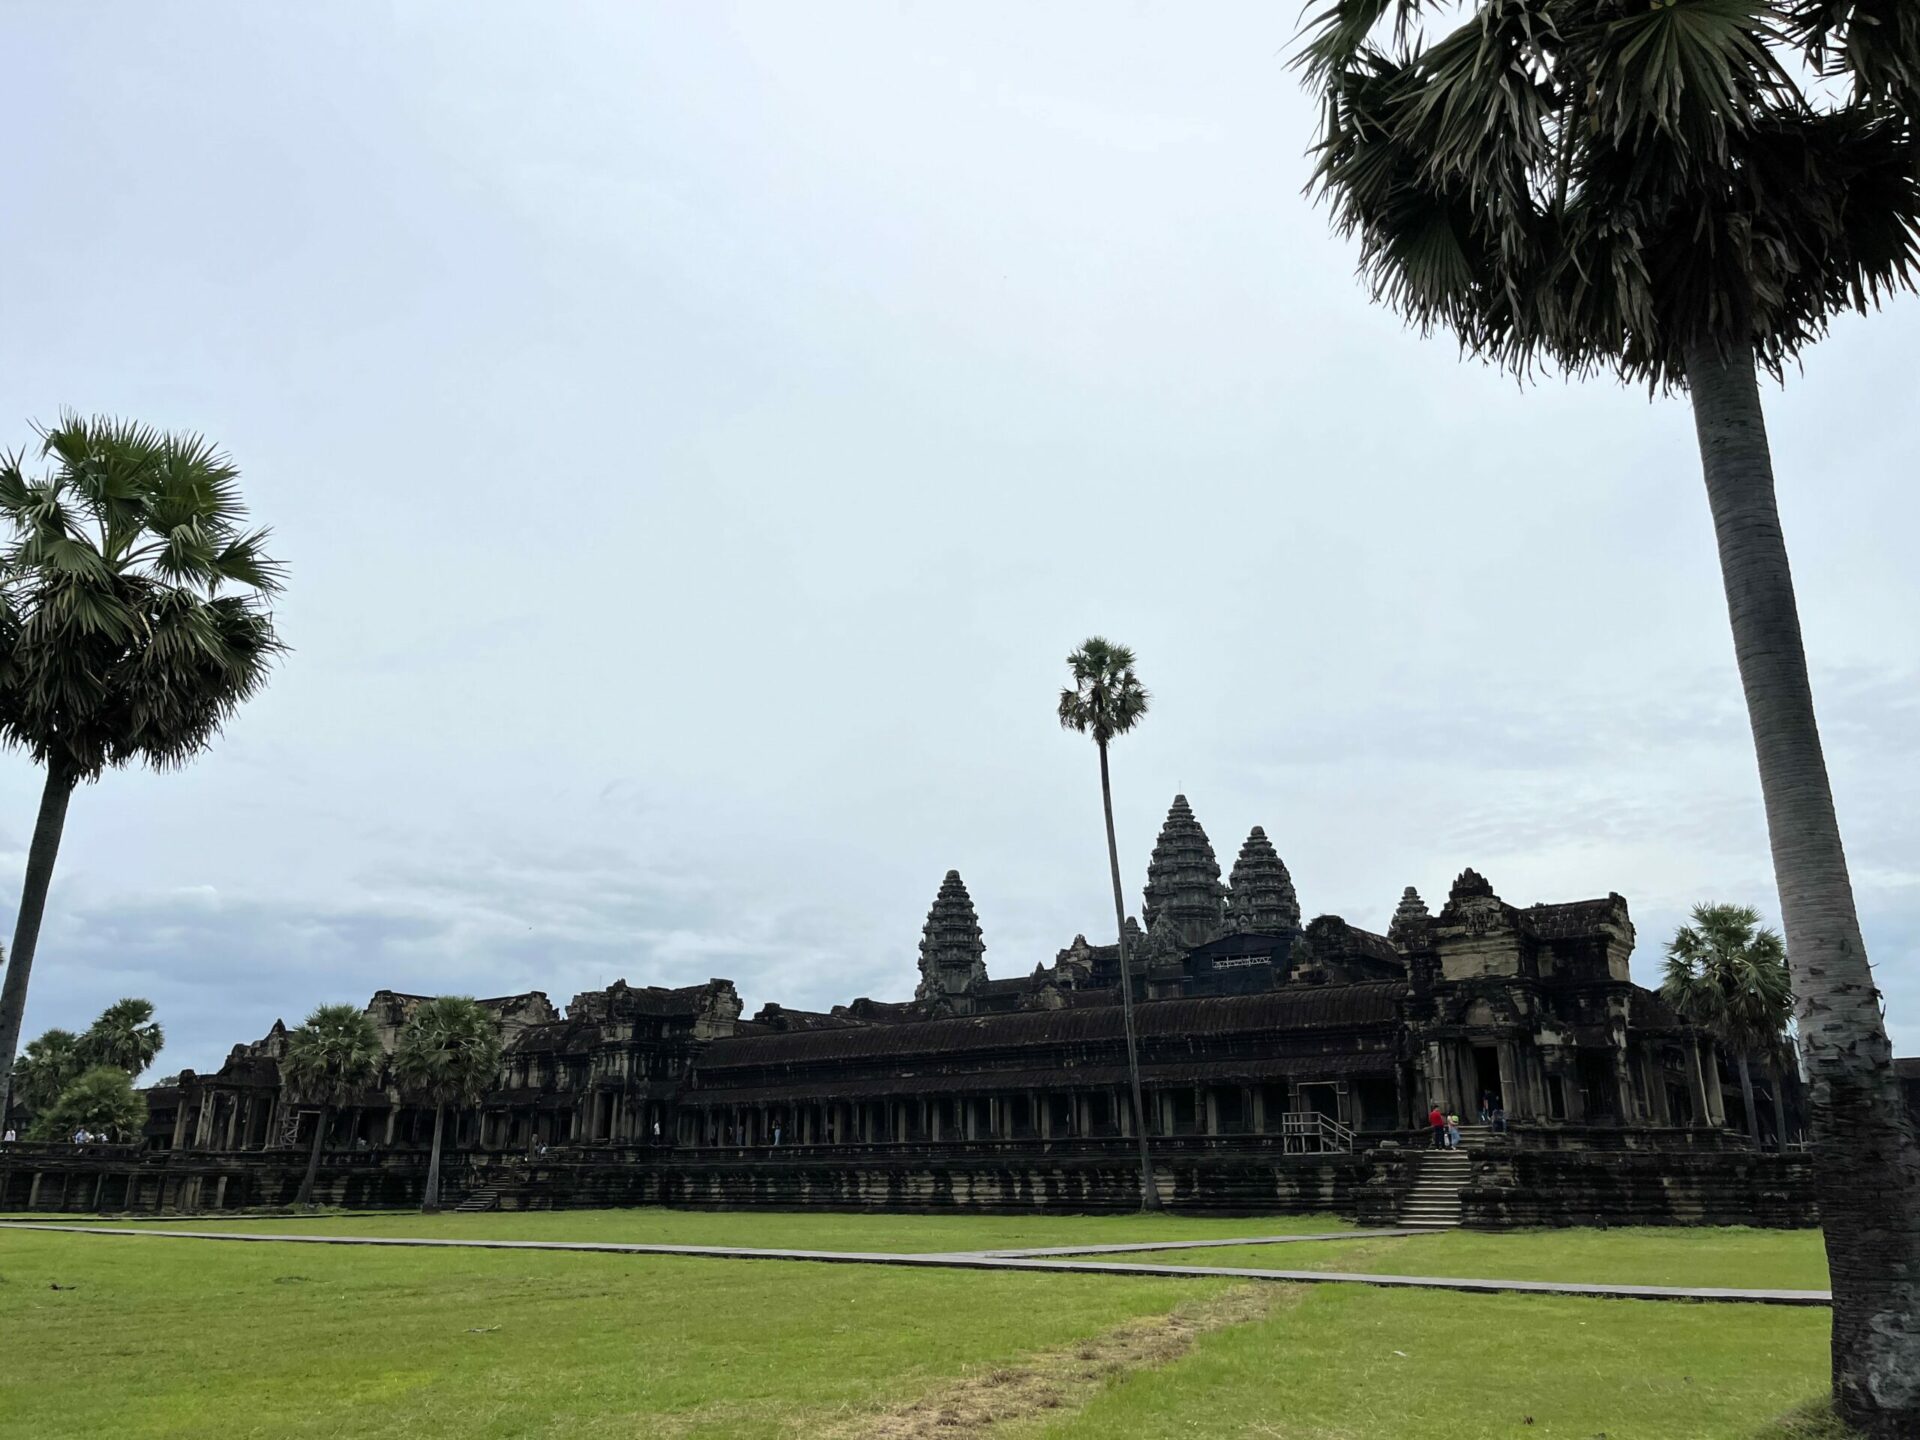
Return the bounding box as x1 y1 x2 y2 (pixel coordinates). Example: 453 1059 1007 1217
1279 1111 1354 1154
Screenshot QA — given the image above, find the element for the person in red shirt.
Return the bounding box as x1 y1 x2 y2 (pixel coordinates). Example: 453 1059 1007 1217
1428 1103 1447 1149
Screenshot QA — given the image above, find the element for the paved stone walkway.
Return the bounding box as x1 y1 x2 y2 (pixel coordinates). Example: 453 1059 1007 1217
1 1222 1830 1306
969 1228 1420 1257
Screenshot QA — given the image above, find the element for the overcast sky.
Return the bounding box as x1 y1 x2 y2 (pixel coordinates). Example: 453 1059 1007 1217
2 4 1916 1076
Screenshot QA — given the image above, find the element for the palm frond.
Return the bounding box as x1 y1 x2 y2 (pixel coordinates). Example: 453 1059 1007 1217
1301 0 1920 389
1060 637 1150 745
0 416 286 780
1788 0 1920 108
1296 0 1453 82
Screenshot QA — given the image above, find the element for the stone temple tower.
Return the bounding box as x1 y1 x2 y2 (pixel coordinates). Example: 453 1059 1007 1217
1142 795 1228 952
1226 826 1301 933
1388 885 1432 948
915 870 987 1010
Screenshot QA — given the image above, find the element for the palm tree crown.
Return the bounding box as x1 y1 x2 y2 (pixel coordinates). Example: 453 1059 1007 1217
1661 902 1794 1055
0 414 286 780
391 997 503 1108
1058 638 1151 747
77 997 165 1079
1299 1 1920 387
12 1027 82 1111
282 1004 384 1109
30 1064 144 1142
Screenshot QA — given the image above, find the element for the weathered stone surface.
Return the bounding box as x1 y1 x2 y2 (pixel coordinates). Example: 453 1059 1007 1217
1388 886 1430 949
1142 795 1227 952
1226 827 1301 934
1462 1148 1817 1228
915 870 988 1011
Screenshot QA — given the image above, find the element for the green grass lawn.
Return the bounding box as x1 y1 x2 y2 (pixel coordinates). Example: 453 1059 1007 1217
0 1214 1837 1439
6 1205 1357 1253
0 1225 1215 1439
1101 1225 1831 1291
1018 1283 1834 1440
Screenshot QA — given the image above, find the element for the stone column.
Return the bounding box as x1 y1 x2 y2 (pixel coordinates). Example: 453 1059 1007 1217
1644 1051 1672 1126
1496 1041 1520 1118
1703 1045 1728 1127
1421 1042 1447 1116
1203 1089 1218 1137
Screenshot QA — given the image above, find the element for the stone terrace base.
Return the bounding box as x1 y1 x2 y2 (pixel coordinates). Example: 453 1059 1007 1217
0 1142 1816 1227
490 1152 1374 1215
1464 1148 1816 1228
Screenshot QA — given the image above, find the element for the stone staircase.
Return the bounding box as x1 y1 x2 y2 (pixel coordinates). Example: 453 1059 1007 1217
1399 1146 1475 1228
454 1184 501 1213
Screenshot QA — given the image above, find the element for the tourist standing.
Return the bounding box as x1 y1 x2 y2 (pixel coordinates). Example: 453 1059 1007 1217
1445 1112 1461 1149
1427 1103 1445 1149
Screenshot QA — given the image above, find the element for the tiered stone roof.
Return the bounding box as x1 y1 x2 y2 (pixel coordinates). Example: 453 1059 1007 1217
1226 826 1301 933
1142 794 1227 951
1388 885 1431 947
915 870 987 1005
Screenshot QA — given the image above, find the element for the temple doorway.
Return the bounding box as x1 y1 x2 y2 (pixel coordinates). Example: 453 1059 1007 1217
1577 1051 1618 1121
1297 1083 1339 1123
1473 1046 1502 1108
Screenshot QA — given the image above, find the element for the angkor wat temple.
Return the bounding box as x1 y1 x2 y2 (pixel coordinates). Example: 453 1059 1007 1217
2 795 1829 1226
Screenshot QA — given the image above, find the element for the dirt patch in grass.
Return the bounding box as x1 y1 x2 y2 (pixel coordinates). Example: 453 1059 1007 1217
821 1282 1295 1439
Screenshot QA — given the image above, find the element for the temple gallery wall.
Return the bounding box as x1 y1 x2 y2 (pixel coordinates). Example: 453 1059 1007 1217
8 794 1885 1226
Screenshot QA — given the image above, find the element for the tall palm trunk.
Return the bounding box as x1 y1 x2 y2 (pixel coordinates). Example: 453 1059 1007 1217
0 763 77 1123
297 1102 330 1207
1686 340 1920 1435
1099 740 1158 1212
1735 1052 1761 1149
1768 1053 1790 1150
423 1103 446 1212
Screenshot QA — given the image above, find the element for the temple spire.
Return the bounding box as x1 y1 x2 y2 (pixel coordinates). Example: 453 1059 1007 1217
1388 885 1431 948
1142 794 1227 951
1226 826 1301 933
915 870 987 1008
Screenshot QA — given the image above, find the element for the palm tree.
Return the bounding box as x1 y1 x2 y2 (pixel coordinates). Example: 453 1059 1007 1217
1297 6 1920 1427
1058 637 1158 1212
30 1064 145 1142
391 996 502 1212
77 997 165 1079
12 1027 83 1113
281 1004 384 1208
1662 904 1794 1147
0 417 285 1120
